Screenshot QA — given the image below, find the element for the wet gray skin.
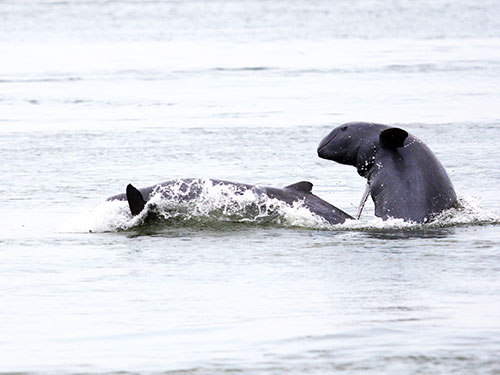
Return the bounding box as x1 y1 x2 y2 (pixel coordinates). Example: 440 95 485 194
108 178 354 225
318 122 457 223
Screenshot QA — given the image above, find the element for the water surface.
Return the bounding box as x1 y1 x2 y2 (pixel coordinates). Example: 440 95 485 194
1 1 500 374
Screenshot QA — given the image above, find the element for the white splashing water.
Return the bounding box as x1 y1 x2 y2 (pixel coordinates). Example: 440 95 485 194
77 181 498 233
78 179 331 232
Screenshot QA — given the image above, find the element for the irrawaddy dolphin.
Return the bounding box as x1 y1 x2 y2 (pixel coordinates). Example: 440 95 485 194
317 122 457 223
107 178 353 225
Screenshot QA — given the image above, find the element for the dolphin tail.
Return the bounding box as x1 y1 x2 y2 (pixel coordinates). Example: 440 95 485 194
126 184 146 216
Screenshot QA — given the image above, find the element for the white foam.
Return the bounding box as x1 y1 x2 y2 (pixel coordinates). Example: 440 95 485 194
77 186 499 234
83 200 133 232
432 194 500 227
149 179 331 228
339 193 500 232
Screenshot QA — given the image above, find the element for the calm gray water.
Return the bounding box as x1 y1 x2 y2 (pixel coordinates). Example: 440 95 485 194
1 1 500 374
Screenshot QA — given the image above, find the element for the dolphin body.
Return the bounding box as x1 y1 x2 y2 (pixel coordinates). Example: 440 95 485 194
317 122 457 223
107 178 353 225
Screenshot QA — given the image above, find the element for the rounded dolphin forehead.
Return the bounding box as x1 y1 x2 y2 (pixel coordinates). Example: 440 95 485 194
339 122 390 134
326 123 387 145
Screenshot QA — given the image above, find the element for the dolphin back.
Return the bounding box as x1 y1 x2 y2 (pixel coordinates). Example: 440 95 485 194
369 136 457 222
107 178 353 225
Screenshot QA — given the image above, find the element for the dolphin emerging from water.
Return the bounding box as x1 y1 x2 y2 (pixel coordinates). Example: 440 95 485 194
107 178 353 225
317 122 457 223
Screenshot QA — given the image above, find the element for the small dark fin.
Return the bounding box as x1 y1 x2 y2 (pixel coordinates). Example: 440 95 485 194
285 181 313 193
380 127 408 149
126 184 146 216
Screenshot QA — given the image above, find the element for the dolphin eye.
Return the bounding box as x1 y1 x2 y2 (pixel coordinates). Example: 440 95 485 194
341 126 348 131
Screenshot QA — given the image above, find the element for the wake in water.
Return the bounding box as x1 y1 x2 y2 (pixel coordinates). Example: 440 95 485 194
85 179 334 232
80 181 499 234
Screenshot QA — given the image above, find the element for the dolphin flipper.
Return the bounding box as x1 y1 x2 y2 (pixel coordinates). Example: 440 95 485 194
356 183 371 219
126 184 146 216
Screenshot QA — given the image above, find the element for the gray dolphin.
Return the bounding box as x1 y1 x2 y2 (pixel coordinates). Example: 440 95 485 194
107 178 353 225
317 122 457 223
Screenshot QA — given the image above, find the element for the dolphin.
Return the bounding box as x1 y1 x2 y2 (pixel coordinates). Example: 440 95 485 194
107 178 354 225
317 122 457 223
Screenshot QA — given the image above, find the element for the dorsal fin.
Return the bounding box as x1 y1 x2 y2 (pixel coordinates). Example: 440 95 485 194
380 127 408 149
285 181 313 193
126 184 147 216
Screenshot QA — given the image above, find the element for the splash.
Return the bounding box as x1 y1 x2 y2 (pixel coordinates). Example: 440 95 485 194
80 186 498 234
341 194 500 232
82 179 333 233
431 194 500 227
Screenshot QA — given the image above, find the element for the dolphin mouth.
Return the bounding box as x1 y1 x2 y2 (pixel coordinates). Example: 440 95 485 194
317 134 336 157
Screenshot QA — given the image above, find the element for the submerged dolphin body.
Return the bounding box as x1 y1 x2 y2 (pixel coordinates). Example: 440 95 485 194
107 178 354 225
317 122 457 223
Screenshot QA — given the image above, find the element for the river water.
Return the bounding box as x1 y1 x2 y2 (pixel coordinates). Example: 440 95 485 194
1 1 500 374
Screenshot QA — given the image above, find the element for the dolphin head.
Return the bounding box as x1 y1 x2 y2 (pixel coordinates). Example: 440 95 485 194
317 122 390 176
317 122 371 165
